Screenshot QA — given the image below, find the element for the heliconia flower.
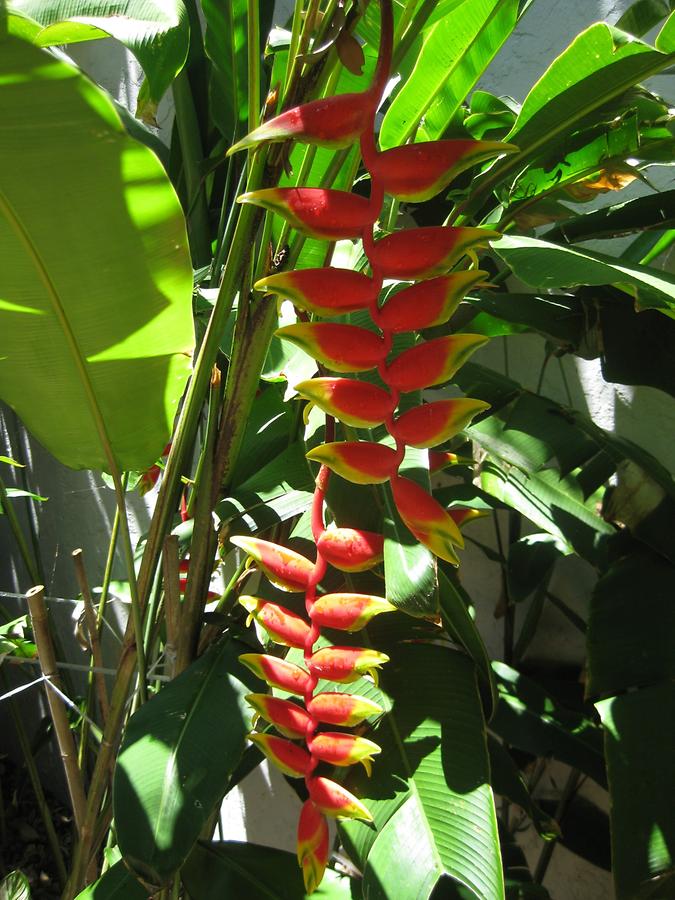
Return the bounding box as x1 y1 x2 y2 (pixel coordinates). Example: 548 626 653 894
376 271 487 333
138 463 161 495
255 267 376 317
308 776 373 822
228 93 372 155
239 596 310 649
307 691 384 726
369 226 499 280
238 188 377 240
310 593 396 631
448 507 489 528
248 732 311 778
390 475 464 565
308 646 389 685
276 323 386 373
294 377 393 428
369 140 517 202
316 526 385 572
429 450 466 473
391 398 490 449
297 800 330 895
246 693 312 740
230 535 313 592
385 334 489 392
239 653 312 695
309 732 382 775
306 441 398 485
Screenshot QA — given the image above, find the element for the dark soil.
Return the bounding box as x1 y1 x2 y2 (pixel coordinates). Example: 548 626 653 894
0 754 73 899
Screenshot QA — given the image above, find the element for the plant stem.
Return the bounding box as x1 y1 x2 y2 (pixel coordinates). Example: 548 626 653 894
72 549 109 725
247 0 260 133
25 586 88 838
533 768 582 884
0 475 40 585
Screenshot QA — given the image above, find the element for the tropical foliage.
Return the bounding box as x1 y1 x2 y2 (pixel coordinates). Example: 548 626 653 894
0 0 674 898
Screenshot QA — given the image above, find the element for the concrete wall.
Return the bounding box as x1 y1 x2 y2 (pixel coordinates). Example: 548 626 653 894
3 2 674 897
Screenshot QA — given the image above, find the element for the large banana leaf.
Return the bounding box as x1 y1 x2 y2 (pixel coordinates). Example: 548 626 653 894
381 0 518 148
340 644 504 900
113 639 253 885
0 37 193 473
74 861 148 900
201 0 247 140
7 0 189 113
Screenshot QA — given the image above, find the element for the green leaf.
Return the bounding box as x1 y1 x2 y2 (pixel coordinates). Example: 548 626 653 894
74 861 148 900
3 487 47 503
461 292 583 348
7 0 189 112
383 446 439 618
505 24 674 155
656 9 675 49
597 684 675 899
493 235 675 318
113 639 253 885
506 534 565 603
543 190 675 243
587 551 675 698
201 0 247 140
0 38 193 473
0 871 31 900
381 0 518 148
438 569 498 717
181 842 352 899
491 663 606 786
616 0 675 38
0 456 23 467
341 645 504 900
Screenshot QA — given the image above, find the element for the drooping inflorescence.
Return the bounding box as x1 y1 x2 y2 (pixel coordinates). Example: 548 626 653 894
228 1 513 891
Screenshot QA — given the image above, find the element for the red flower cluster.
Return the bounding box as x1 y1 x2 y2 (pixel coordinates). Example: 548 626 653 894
229 0 510 890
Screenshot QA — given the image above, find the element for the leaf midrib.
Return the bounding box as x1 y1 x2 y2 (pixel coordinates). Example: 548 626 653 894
0 184 119 476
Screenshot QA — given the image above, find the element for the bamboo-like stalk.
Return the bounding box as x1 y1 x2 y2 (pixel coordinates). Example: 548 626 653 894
25 586 88 838
162 535 181 679
0 475 40 584
72 549 110 725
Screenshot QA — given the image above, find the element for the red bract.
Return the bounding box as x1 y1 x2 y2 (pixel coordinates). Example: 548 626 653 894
311 592 396 631
238 188 377 240
294 377 394 428
228 92 373 155
370 139 517 201
297 800 330 894
306 441 399 484
308 646 390 684
230 536 313 592
308 776 373 822
239 653 312 695
369 226 499 279
316 527 384 572
385 334 489 392
277 323 386 373
376 271 487 333
239 596 311 649
391 475 464 565
246 694 312 740
248 733 312 778
255 268 376 317
391 398 490 448
307 692 384 726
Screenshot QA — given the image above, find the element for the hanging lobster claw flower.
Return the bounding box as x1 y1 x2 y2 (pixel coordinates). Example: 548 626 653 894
294 378 394 428
239 596 311 649
246 693 312 740
385 334 489 392
369 226 499 279
392 398 490 449
307 692 384 726
239 653 312 695
317 526 384 572
449 507 489 528
309 732 382 775
369 140 517 202
297 800 330 895
228 92 372 155
276 323 386 373
309 646 389 685
308 776 373 822
391 475 463 565
306 441 398 485
311 593 396 631
238 188 377 240
376 271 487 333
248 733 311 778
230 536 314 592
429 450 470 473
254 267 376 317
